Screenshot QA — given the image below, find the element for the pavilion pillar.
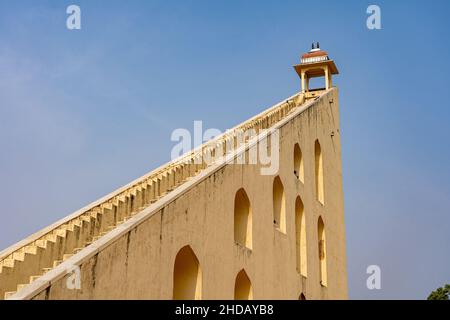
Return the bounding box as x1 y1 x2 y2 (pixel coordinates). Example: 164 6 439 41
324 66 330 90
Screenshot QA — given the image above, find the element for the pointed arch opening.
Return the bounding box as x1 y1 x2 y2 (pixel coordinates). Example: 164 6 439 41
273 176 286 233
318 217 327 287
294 143 304 183
314 140 324 204
173 245 202 300
234 269 253 300
234 188 252 249
299 293 306 300
295 196 307 276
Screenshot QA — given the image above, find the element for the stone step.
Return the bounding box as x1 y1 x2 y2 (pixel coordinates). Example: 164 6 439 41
53 260 62 268
0 259 15 272
12 251 26 262
35 239 48 249
4 291 16 300
17 283 27 292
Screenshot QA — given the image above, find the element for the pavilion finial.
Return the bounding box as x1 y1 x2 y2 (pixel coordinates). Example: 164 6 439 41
293 43 339 94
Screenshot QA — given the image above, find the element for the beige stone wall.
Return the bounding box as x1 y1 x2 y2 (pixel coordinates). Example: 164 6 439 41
29 88 347 300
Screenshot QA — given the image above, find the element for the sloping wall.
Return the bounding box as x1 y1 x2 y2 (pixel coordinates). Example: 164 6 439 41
6 88 347 300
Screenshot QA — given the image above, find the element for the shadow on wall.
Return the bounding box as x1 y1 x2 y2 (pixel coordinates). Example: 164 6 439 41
234 188 252 249
235 269 253 300
173 245 202 300
273 176 286 233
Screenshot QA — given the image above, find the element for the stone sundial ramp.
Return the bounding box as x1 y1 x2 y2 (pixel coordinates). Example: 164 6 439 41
0 93 304 299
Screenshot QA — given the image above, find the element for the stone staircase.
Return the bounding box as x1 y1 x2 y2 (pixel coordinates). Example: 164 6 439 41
0 163 202 299
0 93 304 300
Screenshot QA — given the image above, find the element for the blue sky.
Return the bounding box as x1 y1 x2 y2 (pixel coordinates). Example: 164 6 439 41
0 0 449 299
